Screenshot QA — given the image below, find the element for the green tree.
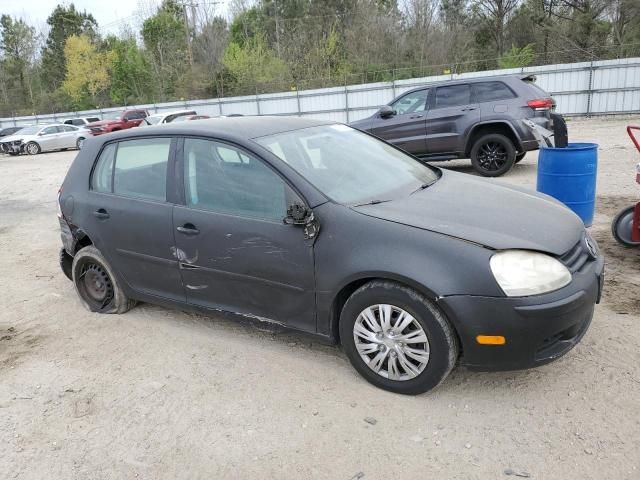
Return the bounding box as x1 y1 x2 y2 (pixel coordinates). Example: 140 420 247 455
498 43 536 67
104 35 155 105
41 4 98 90
0 15 38 108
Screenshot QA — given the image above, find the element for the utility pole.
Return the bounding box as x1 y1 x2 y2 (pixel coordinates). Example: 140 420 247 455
182 0 194 67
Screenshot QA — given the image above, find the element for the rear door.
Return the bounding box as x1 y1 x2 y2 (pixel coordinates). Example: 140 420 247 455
83 137 184 302
425 83 480 155
369 88 429 155
172 137 316 332
59 125 79 148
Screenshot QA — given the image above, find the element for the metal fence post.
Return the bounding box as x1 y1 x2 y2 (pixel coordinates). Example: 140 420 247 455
295 87 302 117
586 61 594 117
344 83 350 123
255 87 261 115
218 99 223 116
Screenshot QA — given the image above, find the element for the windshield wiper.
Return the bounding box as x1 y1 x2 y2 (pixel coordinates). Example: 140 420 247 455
410 181 436 195
353 199 392 207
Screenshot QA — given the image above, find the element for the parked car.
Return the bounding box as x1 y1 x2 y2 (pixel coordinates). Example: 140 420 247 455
350 74 556 177
64 117 101 126
1 124 89 155
86 109 148 136
0 126 27 153
141 110 197 126
58 117 603 394
170 114 211 122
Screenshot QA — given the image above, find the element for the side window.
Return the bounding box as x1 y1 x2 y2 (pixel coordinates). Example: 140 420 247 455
42 126 58 135
63 125 77 132
113 138 171 201
64 120 72 125
72 119 84 126
184 138 291 221
472 82 516 102
91 144 117 193
392 89 429 115
434 84 471 108
87 117 100 123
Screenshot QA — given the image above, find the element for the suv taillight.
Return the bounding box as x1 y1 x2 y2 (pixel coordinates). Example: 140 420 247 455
527 98 554 111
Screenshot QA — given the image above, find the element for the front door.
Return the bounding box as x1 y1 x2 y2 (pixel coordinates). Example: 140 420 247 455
172 137 316 332
83 137 185 302
369 88 429 155
38 125 62 150
425 83 480 155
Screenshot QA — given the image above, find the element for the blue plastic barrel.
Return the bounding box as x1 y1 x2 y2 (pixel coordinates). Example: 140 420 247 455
536 143 598 226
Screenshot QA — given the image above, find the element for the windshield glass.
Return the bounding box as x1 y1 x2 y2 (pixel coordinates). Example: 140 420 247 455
103 111 124 120
145 115 163 125
254 124 439 205
15 126 41 135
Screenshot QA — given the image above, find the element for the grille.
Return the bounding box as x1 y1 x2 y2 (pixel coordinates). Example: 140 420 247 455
558 239 591 273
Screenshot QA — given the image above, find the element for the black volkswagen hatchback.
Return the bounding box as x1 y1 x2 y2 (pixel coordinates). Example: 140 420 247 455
58 117 604 394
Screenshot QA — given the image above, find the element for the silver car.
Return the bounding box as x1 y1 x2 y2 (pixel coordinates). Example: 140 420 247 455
0 124 90 155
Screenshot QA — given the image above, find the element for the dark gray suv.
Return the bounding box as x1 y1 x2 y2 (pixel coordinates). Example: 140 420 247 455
350 74 555 177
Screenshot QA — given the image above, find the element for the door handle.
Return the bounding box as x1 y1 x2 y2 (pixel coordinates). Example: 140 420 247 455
177 223 200 235
410 114 424 119
461 106 477 111
93 208 110 220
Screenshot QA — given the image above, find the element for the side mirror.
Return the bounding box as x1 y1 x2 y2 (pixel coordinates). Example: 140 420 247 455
379 105 396 119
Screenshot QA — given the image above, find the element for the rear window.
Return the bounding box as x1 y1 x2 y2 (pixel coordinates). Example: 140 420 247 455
472 82 516 102
523 79 550 97
434 84 471 108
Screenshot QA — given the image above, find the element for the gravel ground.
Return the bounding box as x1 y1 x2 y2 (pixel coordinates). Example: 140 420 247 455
1 117 639 479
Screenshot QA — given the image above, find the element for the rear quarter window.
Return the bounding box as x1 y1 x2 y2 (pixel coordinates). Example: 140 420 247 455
472 82 516 102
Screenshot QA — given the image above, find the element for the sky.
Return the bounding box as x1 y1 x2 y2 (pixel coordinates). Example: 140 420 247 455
1 0 230 35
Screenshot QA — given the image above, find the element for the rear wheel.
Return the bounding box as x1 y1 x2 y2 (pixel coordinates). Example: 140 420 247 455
72 246 136 314
339 280 458 395
612 206 640 247
25 141 41 155
76 137 85 149
470 133 516 177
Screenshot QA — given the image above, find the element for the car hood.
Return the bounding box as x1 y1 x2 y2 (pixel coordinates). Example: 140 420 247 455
1 133 35 142
352 169 583 256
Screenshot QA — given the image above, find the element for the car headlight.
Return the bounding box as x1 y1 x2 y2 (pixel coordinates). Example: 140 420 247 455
490 250 571 297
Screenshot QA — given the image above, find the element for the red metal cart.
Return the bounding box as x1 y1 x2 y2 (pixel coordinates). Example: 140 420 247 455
612 126 640 246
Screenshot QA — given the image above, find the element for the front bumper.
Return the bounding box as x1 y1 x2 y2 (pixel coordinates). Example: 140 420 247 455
1 141 23 154
438 253 604 371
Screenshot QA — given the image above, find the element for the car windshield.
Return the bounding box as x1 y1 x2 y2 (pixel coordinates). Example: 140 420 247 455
254 124 439 205
143 115 162 125
103 111 124 120
14 126 41 135
170 115 189 122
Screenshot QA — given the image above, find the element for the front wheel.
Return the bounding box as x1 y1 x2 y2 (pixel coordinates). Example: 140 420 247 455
339 280 458 395
25 141 41 155
612 205 640 247
515 152 526 163
470 133 516 177
72 246 136 314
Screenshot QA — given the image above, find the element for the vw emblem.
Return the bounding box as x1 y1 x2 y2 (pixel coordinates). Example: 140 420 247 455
584 234 597 258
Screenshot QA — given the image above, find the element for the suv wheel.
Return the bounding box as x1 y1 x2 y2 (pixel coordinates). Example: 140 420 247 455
339 280 458 395
470 133 516 177
72 246 136 314
515 152 526 163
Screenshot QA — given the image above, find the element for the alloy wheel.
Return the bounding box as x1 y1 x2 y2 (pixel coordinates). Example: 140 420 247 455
477 141 508 171
353 304 430 381
27 143 39 155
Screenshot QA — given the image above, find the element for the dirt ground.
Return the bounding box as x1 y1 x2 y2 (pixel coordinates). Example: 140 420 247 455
1 117 639 479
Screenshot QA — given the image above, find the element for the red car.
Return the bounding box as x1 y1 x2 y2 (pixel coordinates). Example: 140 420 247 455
86 109 149 136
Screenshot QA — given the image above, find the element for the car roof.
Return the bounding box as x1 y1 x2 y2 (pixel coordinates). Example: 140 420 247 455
103 116 334 141
399 73 530 96
151 109 196 117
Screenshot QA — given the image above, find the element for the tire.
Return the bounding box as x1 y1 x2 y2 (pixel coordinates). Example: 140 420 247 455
76 137 85 150
611 206 640 247
71 246 136 314
515 152 526 163
25 141 41 155
470 133 516 177
339 280 458 395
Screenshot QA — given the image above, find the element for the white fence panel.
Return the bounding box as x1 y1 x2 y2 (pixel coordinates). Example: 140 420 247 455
2 58 639 128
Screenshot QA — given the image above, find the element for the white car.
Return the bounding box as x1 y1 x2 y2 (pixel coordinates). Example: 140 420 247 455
0 124 90 155
140 110 197 126
63 117 101 126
